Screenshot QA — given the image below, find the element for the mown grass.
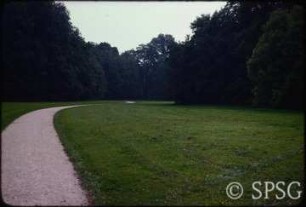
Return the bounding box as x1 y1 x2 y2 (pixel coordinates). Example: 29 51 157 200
2 102 66 130
54 101 304 206
1 100 114 130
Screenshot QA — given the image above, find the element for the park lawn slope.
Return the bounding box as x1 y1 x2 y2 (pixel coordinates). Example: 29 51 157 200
1 102 70 130
1 100 113 130
54 102 304 206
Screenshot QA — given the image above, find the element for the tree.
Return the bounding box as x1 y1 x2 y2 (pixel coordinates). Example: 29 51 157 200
247 5 303 109
168 1 293 106
2 1 107 101
119 50 142 99
135 34 176 99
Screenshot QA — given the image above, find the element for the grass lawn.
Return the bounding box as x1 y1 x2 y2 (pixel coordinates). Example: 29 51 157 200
2 102 68 130
54 101 304 206
1 100 112 130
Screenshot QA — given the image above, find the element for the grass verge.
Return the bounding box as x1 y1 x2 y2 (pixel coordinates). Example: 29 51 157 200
1 100 117 130
54 101 304 206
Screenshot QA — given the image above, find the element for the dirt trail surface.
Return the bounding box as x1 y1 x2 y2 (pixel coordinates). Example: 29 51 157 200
1 106 88 206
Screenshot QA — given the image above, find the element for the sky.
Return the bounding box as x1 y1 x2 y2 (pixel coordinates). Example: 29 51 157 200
63 1 227 53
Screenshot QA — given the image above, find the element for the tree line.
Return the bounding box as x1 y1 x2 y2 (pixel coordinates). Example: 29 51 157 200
2 1 303 109
169 2 303 109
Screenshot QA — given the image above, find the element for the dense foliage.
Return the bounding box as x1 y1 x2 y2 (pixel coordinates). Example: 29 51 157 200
247 5 303 109
135 34 176 100
2 2 106 100
169 2 303 109
1 1 303 109
2 1 174 101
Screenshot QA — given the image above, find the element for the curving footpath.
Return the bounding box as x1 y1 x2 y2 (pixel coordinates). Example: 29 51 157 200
1 106 88 206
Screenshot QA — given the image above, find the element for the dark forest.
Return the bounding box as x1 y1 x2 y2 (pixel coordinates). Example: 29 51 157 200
2 1 303 109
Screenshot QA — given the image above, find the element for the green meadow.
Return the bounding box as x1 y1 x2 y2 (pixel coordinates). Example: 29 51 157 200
55 102 303 206
1 101 304 205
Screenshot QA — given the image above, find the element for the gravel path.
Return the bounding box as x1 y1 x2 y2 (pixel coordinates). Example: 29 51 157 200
1 106 88 206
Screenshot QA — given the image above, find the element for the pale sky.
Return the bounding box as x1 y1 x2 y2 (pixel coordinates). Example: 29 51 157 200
63 1 226 53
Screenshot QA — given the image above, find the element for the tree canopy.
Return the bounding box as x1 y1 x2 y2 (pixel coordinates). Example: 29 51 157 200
2 2 108 100
247 5 303 109
2 1 303 109
168 2 303 109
